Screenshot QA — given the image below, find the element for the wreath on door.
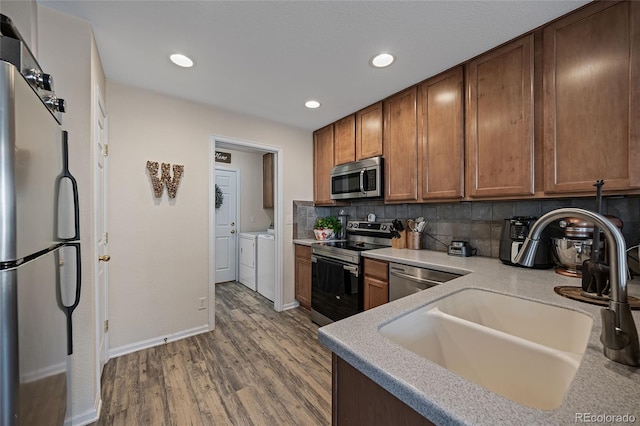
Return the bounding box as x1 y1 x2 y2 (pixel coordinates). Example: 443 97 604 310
215 184 224 208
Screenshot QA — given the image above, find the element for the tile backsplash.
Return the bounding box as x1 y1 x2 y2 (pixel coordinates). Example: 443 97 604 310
294 196 640 258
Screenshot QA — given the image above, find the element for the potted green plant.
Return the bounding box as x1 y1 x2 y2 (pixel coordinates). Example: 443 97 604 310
313 216 342 240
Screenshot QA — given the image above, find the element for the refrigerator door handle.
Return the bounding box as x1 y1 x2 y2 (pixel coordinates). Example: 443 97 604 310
55 242 82 355
55 131 80 242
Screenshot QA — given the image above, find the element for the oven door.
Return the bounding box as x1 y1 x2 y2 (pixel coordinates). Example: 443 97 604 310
310 255 362 326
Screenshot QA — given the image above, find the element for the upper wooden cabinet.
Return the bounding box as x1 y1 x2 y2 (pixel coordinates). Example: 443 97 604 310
384 87 418 202
466 34 535 198
543 1 640 194
334 104 383 166
313 124 336 205
418 67 464 201
334 114 356 166
356 102 383 160
263 153 274 209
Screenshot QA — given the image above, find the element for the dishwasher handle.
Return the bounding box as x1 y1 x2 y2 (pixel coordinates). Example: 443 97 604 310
389 269 443 287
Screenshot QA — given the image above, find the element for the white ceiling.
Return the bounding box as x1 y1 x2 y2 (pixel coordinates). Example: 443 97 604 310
39 0 590 132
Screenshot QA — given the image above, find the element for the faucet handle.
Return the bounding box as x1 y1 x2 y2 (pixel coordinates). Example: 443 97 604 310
600 308 630 350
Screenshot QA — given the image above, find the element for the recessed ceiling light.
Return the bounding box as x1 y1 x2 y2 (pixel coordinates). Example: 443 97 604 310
370 53 395 68
169 53 194 68
305 100 321 109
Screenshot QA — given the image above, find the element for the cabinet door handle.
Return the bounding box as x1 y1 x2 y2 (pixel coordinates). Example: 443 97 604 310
390 270 441 286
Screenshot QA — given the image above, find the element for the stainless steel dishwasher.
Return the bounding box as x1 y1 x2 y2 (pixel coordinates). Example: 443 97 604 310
388 262 461 301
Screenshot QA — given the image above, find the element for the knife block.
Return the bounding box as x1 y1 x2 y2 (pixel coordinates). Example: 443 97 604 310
392 230 406 249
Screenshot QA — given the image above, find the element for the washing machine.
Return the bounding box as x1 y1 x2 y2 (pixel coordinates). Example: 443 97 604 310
257 233 276 301
239 232 263 291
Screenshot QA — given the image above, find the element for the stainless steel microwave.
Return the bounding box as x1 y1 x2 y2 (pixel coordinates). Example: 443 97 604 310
330 156 383 200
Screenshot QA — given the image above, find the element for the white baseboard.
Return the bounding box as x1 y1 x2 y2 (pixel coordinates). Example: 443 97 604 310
66 399 100 426
21 361 65 383
281 300 300 311
108 324 210 359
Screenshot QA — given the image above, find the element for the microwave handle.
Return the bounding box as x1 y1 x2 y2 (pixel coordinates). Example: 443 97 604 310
360 169 366 193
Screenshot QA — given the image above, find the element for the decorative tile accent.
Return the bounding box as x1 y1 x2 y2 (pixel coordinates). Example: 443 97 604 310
421 204 438 220
471 202 492 220
514 201 542 217
492 202 514 221
453 203 471 220
407 204 423 219
437 203 453 219
309 195 640 257
451 222 471 240
383 205 397 220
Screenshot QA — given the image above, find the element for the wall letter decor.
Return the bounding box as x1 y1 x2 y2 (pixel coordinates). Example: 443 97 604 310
146 161 184 198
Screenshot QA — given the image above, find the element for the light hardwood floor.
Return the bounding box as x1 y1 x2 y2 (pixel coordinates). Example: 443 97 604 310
96 282 332 425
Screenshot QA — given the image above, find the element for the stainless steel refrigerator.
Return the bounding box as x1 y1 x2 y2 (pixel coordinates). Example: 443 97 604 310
1 15 81 426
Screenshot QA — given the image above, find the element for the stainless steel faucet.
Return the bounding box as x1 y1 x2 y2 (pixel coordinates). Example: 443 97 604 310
514 207 639 366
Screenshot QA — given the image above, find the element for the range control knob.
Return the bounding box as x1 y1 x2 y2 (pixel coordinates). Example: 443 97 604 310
353 223 358 228
41 73 54 91
347 223 353 228
381 225 387 230
24 68 42 88
24 69 54 91
44 96 66 113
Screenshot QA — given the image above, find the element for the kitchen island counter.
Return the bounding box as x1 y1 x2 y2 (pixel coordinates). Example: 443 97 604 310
318 248 640 425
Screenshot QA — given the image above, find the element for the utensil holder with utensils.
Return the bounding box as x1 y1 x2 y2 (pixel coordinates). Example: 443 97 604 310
407 231 423 250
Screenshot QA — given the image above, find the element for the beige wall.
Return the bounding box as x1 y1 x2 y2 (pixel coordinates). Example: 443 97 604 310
106 81 312 352
217 148 274 233
36 4 105 425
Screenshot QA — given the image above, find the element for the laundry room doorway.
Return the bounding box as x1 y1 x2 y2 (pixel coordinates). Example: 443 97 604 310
208 136 284 330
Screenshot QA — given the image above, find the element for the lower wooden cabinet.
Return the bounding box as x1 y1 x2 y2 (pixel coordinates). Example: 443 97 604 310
363 258 388 310
295 244 312 310
332 354 434 426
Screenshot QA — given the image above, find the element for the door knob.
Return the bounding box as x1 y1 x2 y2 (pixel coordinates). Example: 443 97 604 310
230 222 235 226
98 255 111 262
230 230 236 234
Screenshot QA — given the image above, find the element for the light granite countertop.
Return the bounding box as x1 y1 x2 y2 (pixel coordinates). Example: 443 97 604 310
317 248 640 425
292 238 319 246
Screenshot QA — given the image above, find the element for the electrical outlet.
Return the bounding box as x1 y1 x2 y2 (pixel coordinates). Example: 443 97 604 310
250 215 255 223
286 214 293 225
198 297 207 310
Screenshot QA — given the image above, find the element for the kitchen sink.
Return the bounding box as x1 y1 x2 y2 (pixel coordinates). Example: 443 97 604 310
378 288 593 410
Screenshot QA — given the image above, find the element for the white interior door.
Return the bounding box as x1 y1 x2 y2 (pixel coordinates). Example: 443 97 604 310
94 88 109 373
215 169 238 283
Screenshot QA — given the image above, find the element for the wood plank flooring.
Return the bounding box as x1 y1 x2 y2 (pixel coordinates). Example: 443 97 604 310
96 282 332 425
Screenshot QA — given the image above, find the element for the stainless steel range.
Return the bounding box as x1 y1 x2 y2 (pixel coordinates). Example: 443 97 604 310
311 221 394 326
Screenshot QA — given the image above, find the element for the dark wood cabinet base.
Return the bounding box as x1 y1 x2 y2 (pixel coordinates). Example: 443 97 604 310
332 354 434 426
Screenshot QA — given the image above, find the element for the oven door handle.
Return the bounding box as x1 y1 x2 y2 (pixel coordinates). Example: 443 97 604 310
311 256 359 276
390 269 442 287
360 169 366 193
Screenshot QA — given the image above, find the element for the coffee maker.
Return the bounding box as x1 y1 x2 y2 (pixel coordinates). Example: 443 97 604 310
499 216 553 268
